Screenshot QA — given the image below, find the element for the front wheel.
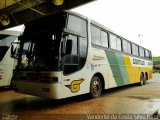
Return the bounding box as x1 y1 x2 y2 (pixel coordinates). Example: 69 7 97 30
90 76 102 98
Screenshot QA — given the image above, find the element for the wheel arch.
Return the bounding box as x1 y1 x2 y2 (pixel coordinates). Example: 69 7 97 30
145 72 148 80
141 72 144 78
91 72 105 91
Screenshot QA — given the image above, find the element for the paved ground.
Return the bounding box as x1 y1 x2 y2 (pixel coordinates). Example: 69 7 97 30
0 73 160 120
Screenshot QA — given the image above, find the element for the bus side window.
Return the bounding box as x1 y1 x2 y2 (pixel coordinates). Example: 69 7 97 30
123 40 131 54
110 34 117 50
91 25 101 46
110 34 122 51
122 39 128 53
149 51 152 59
127 42 132 54
67 15 87 38
145 49 150 59
132 43 139 56
139 47 145 57
100 30 108 48
116 37 122 51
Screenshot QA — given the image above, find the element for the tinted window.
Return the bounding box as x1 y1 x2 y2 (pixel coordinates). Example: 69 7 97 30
132 44 139 56
149 51 152 59
67 15 87 37
64 35 78 74
91 25 101 45
117 37 122 51
122 40 131 54
132 44 136 56
110 34 117 50
101 31 108 48
145 49 149 58
135 45 138 56
122 40 128 53
64 15 88 74
64 34 88 74
70 35 78 55
110 34 121 51
79 37 87 69
139 47 144 57
127 42 132 54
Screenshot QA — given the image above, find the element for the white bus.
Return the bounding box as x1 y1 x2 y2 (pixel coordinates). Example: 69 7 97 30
11 11 152 99
0 29 21 87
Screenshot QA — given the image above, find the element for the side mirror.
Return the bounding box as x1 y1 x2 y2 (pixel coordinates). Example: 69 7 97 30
10 42 20 59
65 39 72 55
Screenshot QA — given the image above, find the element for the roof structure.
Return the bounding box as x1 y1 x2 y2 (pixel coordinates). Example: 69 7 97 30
0 0 95 30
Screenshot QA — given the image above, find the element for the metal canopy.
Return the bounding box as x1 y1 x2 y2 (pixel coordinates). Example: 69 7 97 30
0 0 95 30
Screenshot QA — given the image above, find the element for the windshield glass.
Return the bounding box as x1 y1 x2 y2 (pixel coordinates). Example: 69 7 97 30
18 32 63 71
17 12 67 71
0 35 17 61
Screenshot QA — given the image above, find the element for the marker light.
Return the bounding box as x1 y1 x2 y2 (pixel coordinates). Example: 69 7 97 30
0 15 10 26
52 0 64 5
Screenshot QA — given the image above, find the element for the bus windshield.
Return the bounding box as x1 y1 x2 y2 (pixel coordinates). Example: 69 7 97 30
16 12 67 71
18 32 63 71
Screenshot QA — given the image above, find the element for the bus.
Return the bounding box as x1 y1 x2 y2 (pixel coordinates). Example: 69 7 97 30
11 11 152 99
0 29 21 87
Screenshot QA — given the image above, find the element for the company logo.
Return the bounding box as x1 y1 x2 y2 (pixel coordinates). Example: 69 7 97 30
133 59 145 65
65 78 84 93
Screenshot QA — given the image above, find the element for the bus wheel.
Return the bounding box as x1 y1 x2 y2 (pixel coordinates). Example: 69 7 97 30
90 76 102 98
139 74 145 86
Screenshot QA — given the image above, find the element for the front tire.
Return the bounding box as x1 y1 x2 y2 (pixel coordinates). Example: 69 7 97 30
90 76 102 98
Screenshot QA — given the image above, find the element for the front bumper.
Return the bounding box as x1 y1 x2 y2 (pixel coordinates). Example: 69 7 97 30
13 81 62 99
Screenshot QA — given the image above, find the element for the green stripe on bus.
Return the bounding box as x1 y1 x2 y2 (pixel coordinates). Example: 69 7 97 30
105 51 130 86
116 53 130 85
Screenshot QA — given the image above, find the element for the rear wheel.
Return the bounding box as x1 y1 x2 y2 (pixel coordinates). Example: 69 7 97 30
90 76 102 98
139 74 145 86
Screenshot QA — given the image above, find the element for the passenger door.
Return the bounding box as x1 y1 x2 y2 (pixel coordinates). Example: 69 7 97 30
61 14 88 98
63 34 79 75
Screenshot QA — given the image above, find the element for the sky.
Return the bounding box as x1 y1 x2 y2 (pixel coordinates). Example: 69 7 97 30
72 0 160 56
6 0 160 56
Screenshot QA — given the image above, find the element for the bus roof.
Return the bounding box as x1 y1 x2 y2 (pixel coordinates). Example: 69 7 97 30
0 29 22 36
22 10 151 52
88 14 151 52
